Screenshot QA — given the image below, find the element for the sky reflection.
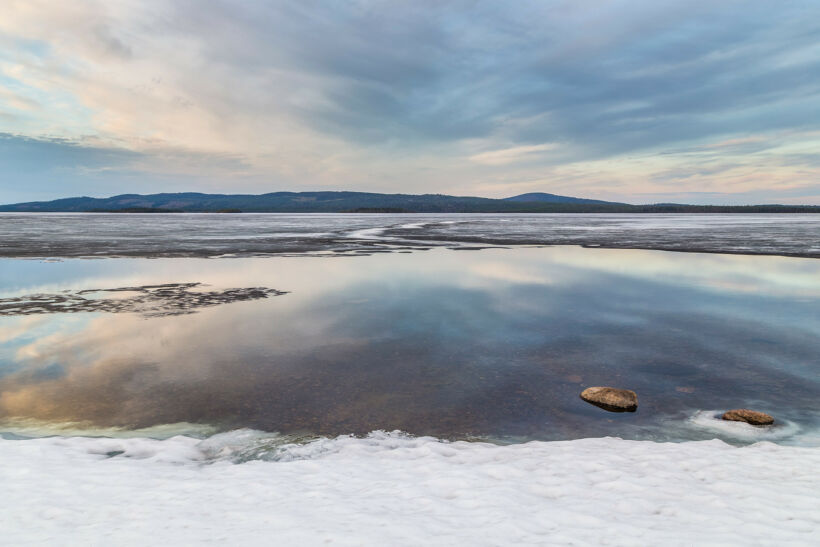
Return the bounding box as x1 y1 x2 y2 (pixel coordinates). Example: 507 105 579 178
0 247 818 443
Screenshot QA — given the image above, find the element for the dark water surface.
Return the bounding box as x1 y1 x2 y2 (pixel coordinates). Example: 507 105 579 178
1 246 818 444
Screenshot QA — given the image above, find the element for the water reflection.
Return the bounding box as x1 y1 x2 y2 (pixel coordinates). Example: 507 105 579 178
0 247 818 443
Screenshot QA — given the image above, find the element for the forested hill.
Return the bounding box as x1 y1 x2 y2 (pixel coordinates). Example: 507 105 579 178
0 191 817 213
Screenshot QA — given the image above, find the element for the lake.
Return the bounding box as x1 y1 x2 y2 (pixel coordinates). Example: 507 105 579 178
1 215 818 446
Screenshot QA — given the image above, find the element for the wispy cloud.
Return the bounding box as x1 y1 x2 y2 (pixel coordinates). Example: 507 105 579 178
469 144 558 166
0 0 818 203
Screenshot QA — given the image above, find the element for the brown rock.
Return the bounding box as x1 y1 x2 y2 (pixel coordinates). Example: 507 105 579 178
721 409 774 426
580 386 638 412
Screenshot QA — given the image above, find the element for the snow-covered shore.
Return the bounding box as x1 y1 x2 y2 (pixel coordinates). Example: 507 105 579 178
2 431 818 546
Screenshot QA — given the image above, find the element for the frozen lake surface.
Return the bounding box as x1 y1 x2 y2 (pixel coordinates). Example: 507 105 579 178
1 212 819 257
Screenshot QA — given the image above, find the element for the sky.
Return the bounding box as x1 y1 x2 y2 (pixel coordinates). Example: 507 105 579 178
0 0 818 205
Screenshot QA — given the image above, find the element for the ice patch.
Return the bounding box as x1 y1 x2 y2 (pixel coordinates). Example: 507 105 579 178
197 428 323 462
688 410 806 444
347 226 387 239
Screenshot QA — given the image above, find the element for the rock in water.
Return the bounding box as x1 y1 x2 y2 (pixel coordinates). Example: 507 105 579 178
580 387 638 412
721 409 774 426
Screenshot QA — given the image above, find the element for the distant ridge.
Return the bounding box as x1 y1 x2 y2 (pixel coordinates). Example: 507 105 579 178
0 191 619 213
0 191 817 213
503 192 618 205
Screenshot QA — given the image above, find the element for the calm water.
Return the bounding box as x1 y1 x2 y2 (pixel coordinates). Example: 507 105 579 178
1 245 818 445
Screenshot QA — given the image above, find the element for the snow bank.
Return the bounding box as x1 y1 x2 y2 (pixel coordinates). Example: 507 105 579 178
1 431 818 546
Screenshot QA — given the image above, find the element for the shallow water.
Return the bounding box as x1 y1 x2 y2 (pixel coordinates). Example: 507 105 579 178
1 246 818 445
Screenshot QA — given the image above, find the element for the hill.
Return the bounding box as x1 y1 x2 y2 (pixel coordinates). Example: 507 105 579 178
0 191 620 213
504 192 618 205
0 192 817 213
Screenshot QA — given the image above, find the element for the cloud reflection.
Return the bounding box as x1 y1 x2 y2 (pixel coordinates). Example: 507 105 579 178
1 248 819 440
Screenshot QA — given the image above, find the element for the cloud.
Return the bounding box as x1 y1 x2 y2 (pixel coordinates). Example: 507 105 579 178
0 0 818 202
469 144 558 166
0 87 40 111
0 133 140 173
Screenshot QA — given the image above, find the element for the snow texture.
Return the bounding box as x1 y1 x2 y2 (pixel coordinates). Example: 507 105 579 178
2 430 818 546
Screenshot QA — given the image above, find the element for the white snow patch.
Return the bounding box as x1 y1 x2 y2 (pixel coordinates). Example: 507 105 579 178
1 431 818 546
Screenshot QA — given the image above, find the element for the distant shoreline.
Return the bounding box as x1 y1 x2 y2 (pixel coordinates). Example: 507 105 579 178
0 206 820 215
2 191 818 214
4 206 819 214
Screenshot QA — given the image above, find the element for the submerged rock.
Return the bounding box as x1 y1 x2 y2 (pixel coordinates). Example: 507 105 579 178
721 409 774 426
580 387 638 412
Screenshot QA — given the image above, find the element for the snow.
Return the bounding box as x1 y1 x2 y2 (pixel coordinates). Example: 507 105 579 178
1 431 819 546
